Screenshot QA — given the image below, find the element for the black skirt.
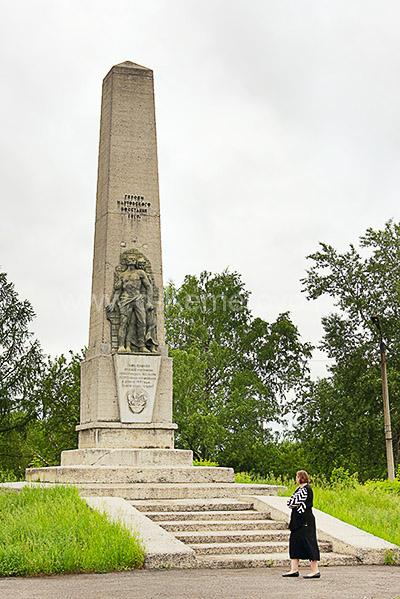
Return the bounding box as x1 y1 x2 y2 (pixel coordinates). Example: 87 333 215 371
289 513 320 561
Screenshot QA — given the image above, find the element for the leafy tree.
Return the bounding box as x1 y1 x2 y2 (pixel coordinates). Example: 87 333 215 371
0 351 82 476
296 221 400 479
0 271 81 475
0 271 44 434
29 351 82 467
165 270 312 472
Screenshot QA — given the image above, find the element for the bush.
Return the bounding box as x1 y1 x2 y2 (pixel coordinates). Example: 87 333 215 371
235 471 255 484
0 470 18 483
0 486 144 576
329 467 359 488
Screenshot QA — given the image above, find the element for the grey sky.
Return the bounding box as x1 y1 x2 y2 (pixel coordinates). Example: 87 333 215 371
0 1 399 377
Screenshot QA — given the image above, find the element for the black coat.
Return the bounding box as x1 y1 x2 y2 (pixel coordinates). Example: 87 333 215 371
287 484 320 561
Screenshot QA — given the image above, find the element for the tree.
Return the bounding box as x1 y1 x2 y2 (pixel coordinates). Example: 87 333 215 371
0 350 82 476
0 271 44 434
0 271 82 476
29 351 82 466
296 221 400 479
0 271 44 476
165 270 312 473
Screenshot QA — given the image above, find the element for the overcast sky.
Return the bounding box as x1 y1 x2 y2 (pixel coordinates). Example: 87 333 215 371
0 1 399 376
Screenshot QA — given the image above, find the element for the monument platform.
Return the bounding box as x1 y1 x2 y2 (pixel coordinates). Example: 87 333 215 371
21 479 282 500
26 466 235 485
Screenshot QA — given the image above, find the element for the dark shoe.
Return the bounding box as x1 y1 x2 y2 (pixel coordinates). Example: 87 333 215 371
282 571 299 577
303 572 321 579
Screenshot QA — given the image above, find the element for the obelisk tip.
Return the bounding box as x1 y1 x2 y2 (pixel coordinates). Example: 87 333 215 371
114 60 152 71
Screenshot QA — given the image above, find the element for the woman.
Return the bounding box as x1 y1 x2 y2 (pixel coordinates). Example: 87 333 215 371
282 470 321 579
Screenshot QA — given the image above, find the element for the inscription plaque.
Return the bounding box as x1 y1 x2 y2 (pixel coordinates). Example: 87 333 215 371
117 193 151 221
113 354 161 422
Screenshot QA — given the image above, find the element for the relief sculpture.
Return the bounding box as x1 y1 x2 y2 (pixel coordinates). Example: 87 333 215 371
106 249 159 353
126 387 148 414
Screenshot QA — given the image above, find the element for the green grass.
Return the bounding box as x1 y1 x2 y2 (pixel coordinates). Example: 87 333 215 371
193 459 219 467
0 486 144 577
235 471 400 547
312 485 400 547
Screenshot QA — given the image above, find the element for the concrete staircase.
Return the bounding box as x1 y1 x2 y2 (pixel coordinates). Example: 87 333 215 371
133 497 358 568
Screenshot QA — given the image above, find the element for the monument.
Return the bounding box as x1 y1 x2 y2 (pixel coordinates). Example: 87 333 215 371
26 61 235 496
77 60 174 451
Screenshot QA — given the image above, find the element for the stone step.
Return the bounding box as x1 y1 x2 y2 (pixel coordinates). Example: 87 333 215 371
69 482 281 500
60 448 194 468
160 519 287 532
132 499 255 512
26 466 234 485
195 552 359 569
190 540 333 555
175 529 291 544
145 510 271 522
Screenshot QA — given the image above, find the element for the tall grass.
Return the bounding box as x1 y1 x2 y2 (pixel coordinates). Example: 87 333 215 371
235 471 400 546
313 485 400 546
0 486 144 576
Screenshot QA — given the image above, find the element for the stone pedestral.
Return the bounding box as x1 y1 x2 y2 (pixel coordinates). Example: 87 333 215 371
26 447 235 487
76 422 177 450
61 448 193 467
78 352 175 449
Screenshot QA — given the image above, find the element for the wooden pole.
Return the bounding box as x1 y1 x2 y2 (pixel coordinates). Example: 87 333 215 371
379 339 395 481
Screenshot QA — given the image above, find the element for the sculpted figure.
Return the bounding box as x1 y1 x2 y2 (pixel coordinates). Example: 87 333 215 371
106 254 157 353
137 259 158 352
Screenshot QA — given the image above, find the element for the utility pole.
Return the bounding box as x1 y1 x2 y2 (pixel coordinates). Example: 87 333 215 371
371 315 395 480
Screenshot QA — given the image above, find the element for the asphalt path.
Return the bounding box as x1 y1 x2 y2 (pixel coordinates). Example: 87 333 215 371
1 566 400 599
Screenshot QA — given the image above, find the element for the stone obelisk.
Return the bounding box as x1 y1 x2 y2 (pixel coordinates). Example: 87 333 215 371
78 60 175 450
26 61 234 493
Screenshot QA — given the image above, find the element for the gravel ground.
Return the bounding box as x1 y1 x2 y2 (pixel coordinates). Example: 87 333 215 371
1 566 400 599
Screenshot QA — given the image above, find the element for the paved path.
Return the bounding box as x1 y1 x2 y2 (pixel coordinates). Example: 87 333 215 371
1 567 400 599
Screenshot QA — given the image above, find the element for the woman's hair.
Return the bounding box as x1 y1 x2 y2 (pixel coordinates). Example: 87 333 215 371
296 470 310 484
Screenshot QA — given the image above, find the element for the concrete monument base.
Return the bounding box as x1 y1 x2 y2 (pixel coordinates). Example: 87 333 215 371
76 421 177 449
60 448 193 467
80 354 173 428
25 448 236 489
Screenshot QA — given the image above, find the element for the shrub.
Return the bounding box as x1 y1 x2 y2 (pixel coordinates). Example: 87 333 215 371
329 467 359 488
0 470 18 483
234 472 254 484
